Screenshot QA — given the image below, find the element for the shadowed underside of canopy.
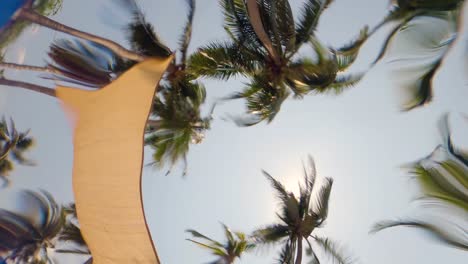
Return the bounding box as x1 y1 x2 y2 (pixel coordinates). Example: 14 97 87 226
56 57 172 264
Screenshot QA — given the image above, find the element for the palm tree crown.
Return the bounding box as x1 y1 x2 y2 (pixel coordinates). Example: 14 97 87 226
189 0 367 126
186 223 255 264
0 118 34 187
0 191 89 263
253 156 353 264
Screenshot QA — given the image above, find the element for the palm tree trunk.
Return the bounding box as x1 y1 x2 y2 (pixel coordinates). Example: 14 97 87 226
295 238 303 264
0 62 61 74
245 0 281 65
0 77 56 97
15 8 146 62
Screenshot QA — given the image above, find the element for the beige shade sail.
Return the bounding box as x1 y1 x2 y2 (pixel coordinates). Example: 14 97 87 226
56 57 173 264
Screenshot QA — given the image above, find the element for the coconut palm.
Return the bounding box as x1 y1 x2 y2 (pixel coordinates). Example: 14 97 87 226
253 156 353 264
372 114 468 250
116 0 213 173
367 0 464 110
0 192 89 263
44 0 210 174
0 117 34 187
188 0 367 126
186 223 255 264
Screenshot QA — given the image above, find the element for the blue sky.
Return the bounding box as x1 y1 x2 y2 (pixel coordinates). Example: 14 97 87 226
0 0 467 263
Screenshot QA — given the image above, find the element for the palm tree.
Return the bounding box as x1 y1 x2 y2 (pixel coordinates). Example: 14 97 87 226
44 0 211 174
186 223 255 264
0 191 90 263
253 156 353 264
188 0 367 126
367 0 464 110
116 0 213 173
371 114 468 250
0 117 34 187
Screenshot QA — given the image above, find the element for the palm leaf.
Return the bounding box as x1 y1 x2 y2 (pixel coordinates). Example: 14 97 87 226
47 39 116 88
189 41 262 79
320 72 364 95
312 236 355 264
179 0 196 64
295 0 333 50
312 178 333 225
277 240 295 264
371 219 468 250
334 26 369 71
253 224 290 244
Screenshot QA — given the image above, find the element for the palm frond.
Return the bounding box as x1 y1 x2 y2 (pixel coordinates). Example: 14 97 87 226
312 178 333 225
298 156 317 218
295 0 333 50
47 39 116 88
187 224 253 262
220 0 264 52
263 170 290 203
117 0 171 57
371 219 468 250
186 230 223 248
253 224 290 244
179 0 196 64
312 236 355 264
0 118 34 176
319 72 364 95
189 41 262 79
334 26 369 71
277 240 295 264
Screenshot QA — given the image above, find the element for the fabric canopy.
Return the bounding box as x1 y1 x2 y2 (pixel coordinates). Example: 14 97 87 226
57 57 172 264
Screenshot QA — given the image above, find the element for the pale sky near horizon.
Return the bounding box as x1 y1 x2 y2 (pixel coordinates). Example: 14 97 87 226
0 0 467 263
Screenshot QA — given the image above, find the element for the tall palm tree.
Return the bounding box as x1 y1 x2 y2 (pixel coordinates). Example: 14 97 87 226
0 117 34 187
186 223 255 264
253 156 353 264
0 191 89 263
188 0 367 126
44 0 211 174
367 0 464 110
372 114 468 250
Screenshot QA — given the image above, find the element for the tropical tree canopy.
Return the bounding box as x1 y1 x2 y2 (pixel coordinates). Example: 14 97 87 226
0 118 34 186
372 113 468 250
188 0 367 126
44 0 210 174
186 223 255 264
253 156 353 264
